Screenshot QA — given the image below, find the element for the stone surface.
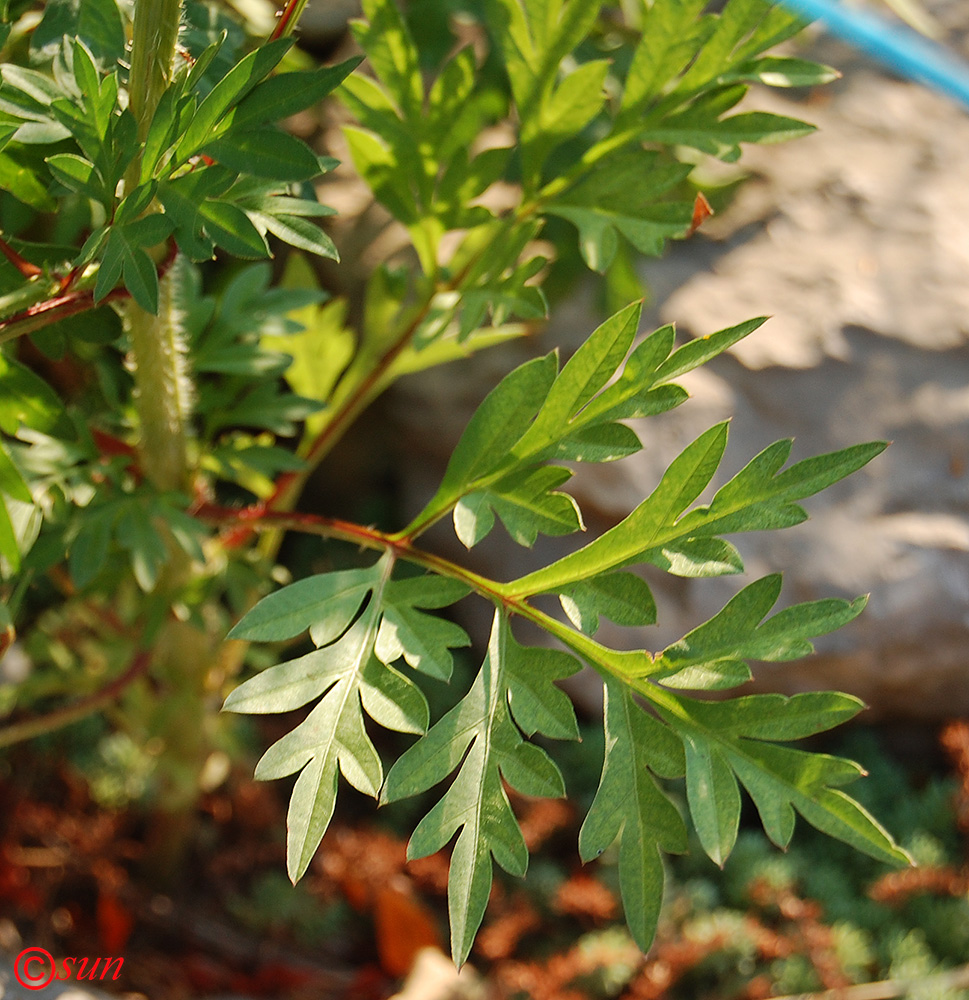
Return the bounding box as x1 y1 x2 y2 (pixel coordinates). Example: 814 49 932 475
393 6 969 720
388 948 484 1000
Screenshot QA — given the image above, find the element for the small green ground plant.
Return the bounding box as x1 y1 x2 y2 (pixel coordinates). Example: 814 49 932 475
0 0 909 965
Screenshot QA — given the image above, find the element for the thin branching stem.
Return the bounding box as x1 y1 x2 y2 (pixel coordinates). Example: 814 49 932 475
0 241 177 345
269 0 312 41
199 502 666 696
200 502 506 602
0 287 125 346
0 234 42 277
0 650 152 749
249 215 526 551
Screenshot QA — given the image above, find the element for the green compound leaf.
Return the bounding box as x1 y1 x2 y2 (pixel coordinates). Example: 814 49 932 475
437 353 558 500
512 301 642 458
0 442 30 507
228 564 380 643
619 0 713 117
382 612 579 965
0 440 31 574
484 0 603 136
520 57 609 185
725 55 841 88
648 575 867 691
229 56 362 131
661 0 806 104
0 355 70 437
46 152 106 202
409 308 773 548
31 0 126 68
505 637 582 741
649 689 911 868
120 243 159 314
351 0 424 120
506 428 886 598
375 575 472 681
0 498 21 575
256 212 339 260
644 536 744 578
506 421 728 596
203 127 320 182
643 90 816 162
225 554 472 882
545 155 694 271
230 296 905 960
0 151 57 210
197 199 269 259
682 731 741 866
114 499 169 592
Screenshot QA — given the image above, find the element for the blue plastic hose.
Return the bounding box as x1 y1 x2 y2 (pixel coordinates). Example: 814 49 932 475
778 0 969 109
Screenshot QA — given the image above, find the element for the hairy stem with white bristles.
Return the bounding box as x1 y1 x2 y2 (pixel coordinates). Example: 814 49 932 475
126 258 194 492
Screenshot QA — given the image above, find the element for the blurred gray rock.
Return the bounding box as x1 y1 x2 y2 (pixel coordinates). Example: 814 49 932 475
393 9 969 720
298 0 360 46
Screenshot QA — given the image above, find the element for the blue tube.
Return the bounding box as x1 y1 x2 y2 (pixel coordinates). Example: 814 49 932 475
778 0 969 110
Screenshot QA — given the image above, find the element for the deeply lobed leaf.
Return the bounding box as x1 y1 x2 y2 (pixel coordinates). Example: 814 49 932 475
225 554 472 883
382 611 579 964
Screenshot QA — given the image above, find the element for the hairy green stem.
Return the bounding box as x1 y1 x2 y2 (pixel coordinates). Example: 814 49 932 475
128 0 182 142
126 262 194 491
123 0 212 873
124 0 191 493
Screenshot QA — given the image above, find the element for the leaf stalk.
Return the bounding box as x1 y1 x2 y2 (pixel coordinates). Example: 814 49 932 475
269 0 312 41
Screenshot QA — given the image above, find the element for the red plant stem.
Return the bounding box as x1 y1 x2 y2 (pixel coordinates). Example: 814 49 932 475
58 266 82 293
196 501 509 606
91 428 140 462
231 251 504 550
270 0 303 40
0 287 126 342
0 239 178 344
47 566 132 637
0 234 42 278
0 649 153 749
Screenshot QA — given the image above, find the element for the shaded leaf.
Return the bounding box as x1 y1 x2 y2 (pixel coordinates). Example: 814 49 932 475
578 679 687 951
204 128 320 181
